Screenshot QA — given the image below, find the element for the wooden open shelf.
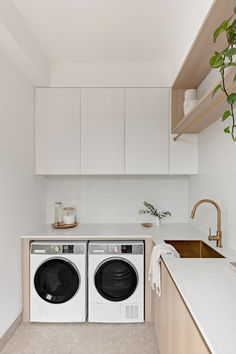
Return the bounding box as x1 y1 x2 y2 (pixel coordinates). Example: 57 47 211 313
172 67 236 135
171 0 236 138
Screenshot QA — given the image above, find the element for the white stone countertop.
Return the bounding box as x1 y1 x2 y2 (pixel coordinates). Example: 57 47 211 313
22 223 236 354
21 222 155 239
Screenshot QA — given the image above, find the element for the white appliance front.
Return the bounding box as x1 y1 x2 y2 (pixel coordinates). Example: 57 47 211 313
30 241 87 322
88 241 144 323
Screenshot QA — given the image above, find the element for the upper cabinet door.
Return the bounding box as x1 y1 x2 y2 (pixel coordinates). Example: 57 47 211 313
125 88 169 174
35 88 80 175
81 88 124 174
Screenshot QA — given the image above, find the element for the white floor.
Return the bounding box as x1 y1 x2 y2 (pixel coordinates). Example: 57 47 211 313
1 322 159 354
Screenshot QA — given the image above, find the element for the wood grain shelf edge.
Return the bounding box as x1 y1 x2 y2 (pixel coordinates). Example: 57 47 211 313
172 67 236 134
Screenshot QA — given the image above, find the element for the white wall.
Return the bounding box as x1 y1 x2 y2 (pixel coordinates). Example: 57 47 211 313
45 175 189 224
170 0 213 84
189 70 236 251
0 0 49 86
48 62 189 227
0 51 45 338
50 62 171 87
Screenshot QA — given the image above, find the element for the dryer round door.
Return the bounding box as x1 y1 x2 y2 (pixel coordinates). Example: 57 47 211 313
94 258 138 302
34 258 80 304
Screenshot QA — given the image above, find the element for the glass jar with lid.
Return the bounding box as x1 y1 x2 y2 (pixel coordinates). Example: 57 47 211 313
63 207 76 225
54 202 64 225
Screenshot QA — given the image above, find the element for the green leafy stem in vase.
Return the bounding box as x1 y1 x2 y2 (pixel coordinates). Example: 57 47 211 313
210 6 236 141
138 201 171 220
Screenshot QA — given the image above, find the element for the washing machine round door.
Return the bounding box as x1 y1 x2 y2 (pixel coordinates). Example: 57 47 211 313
34 259 79 304
94 258 137 302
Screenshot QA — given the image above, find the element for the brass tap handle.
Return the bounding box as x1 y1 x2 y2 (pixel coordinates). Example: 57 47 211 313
191 199 222 248
208 227 215 241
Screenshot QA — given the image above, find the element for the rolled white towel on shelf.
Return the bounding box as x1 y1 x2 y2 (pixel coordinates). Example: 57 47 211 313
148 243 180 296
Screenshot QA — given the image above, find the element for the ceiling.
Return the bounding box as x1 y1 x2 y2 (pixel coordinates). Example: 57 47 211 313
14 0 214 63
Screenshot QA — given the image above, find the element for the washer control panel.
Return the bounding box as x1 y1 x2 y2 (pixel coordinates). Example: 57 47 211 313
121 245 132 253
31 242 86 255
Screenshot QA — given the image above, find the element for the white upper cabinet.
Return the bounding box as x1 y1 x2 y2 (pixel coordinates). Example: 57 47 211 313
35 87 197 175
35 88 81 175
125 88 169 174
170 134 198 174
81 88 124 174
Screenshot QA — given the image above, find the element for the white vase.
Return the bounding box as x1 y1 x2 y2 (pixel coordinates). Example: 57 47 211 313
155 217 160 226
184 89 197 101
183 89 198 116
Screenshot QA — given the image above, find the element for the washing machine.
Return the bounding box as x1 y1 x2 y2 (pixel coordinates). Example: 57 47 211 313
88 241 144 323
30 241 87 322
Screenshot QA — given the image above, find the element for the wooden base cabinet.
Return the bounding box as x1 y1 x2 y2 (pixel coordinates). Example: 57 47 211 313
152 261 210 354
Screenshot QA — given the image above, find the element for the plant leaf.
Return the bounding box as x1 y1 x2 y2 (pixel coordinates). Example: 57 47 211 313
214 16 233 42
227 93 236 104
215 59 224 68
234 6 236 14
228 47 236 57
138 209 150 215
209 55 216 67
234 73 236 82
212 84 221 98
227 29 236 44
224 126 230 133
143 201 157 216
214 26 225 42
228 19 236 31
222 110 230 121
210 54 225 68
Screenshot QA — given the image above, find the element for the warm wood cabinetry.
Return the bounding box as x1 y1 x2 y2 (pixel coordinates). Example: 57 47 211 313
152 260 210 354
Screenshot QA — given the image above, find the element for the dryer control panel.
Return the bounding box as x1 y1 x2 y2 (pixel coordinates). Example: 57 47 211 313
89 241 144 255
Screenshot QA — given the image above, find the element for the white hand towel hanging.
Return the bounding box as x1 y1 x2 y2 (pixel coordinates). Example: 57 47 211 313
148 243 180 296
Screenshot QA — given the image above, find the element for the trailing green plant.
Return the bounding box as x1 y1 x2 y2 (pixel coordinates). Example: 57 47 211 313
138 201 171 220
210 6 236 141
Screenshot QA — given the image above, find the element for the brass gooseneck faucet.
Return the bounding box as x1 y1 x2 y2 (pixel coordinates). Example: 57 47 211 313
191 199 222 248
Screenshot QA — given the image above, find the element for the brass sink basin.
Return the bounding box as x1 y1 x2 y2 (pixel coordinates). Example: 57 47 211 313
165 240 225 258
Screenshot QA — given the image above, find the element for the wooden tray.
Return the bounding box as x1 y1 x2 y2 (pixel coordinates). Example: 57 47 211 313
141 223 152 228
51 222 78 229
